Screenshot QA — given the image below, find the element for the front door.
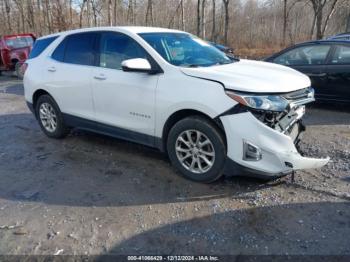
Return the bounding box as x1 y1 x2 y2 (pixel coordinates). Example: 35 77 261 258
91 31 159 142
325 44 350 102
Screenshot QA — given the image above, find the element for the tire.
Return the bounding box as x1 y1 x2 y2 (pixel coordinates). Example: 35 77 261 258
15 62 23 79
167 116 226 183
35 95 69 138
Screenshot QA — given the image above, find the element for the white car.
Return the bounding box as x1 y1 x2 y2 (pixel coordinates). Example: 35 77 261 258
23 27 329 183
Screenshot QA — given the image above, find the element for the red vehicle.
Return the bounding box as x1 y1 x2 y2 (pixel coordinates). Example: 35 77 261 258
0 33 36 78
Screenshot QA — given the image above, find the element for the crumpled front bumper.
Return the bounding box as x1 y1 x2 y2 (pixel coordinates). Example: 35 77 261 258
220 109 329 178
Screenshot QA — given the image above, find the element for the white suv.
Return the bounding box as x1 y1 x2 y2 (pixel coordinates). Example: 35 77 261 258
23 27 329 183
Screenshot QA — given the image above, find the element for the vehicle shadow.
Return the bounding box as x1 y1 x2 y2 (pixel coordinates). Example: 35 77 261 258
100 201 350 256
0 112 277 208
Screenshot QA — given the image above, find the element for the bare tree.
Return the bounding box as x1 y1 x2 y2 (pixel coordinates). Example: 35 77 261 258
4 0 12 33
69 0 73 27
79 0 87 28
113 0 118 26
145 0 154 26
0 0 348 54
196 0 201 36
222 0 230 45
200 0 206 38
90 0 102 27
310 0 339 39
181 0 185 31
283 0 287 45
211 0 216 41
107 0 112 26
127 0 135 25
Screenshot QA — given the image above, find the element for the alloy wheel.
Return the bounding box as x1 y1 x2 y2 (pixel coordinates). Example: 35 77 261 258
175 130 215 174
39 102 57 132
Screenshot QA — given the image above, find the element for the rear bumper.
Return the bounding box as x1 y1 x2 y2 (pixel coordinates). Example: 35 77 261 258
221 110 329 179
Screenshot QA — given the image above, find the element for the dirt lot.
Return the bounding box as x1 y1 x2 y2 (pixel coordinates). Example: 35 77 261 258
0 74 349 257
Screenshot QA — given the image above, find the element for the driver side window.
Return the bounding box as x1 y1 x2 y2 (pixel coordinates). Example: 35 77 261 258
274 45 331 66
99 32 148 70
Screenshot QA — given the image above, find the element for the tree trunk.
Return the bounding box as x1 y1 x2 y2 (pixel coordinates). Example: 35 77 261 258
309 14 316 39
211 0 216 41
145 0 154 26
127 0 134 25
314 3 323 40
201 0 206 38
4 0 12 33
283 0 287 46
113 0 118 26
222 0 230 45
321 0 339 37
108 0 112 26
69 0 73 28
79 0 87 28
197 0 201 36
181 0 185 31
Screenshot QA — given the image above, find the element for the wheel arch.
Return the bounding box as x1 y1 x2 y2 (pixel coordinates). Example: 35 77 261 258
32 89 54 110
160 109 227 153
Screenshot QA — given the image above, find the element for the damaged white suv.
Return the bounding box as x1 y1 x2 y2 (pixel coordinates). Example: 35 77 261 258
24 27 329 183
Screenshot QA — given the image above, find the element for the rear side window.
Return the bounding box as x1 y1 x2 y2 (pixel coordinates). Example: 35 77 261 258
63 33 96 66
331 45 350 64
51 38 67 62
29 36 58 59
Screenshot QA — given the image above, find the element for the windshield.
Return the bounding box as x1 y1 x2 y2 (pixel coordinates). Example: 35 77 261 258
5 36 34 49
139 33 234 67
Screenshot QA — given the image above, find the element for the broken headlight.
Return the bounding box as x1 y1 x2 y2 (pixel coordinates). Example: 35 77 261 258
225 91 289 112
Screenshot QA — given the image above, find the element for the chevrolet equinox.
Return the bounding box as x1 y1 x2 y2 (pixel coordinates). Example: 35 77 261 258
23 27 329 183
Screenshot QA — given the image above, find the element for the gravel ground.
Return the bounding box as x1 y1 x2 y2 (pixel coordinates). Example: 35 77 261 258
0 75 349 256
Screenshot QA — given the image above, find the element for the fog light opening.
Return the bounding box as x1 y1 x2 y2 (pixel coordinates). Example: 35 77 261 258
243 141 262 161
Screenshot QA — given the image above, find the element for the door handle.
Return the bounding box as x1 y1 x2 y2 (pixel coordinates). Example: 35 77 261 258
307 72 327 77
94 74 107 80
47 66 56 72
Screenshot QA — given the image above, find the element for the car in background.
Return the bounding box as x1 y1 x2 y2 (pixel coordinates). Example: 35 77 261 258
209 41 234 55
327 32 350 41
0 33 36 78
265 40 350 103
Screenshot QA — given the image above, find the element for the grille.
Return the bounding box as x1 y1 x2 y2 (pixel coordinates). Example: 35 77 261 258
282 87 315 108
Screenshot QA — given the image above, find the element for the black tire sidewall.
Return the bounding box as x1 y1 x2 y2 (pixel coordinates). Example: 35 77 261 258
167 116 226 183
35 95 68 138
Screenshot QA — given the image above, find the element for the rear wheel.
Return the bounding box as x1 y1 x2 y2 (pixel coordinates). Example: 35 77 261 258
35 95 69 138
167 116 226 183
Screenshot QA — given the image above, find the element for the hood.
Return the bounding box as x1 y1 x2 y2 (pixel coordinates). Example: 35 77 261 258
180 59 311 93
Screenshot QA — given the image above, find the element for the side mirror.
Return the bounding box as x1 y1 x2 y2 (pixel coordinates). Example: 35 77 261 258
121 58 152 73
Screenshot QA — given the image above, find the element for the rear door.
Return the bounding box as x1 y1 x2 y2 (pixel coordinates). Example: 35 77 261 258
325 43 350 102
272 44 332 99
48 32 97 120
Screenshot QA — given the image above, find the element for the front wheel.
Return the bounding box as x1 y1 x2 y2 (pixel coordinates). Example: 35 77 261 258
167 116 227 183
